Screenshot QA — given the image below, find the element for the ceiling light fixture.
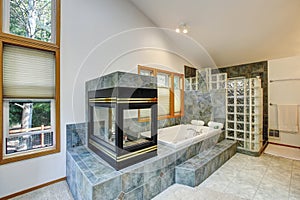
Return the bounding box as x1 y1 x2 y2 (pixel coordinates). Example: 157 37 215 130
175 23 189 34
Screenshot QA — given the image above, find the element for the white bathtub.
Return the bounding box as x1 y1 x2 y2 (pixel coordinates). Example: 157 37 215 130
141 124 221 149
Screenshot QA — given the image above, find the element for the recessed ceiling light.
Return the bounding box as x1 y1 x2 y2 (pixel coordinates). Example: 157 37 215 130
175 23 189 34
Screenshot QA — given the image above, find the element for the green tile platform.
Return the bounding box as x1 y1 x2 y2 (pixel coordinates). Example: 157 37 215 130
175 139 237 187
66 123 225 200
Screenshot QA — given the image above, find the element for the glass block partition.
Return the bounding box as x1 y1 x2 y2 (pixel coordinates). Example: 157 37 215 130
226 77 263 152
209 72 227 90
185 67 227 91
185 70 208 91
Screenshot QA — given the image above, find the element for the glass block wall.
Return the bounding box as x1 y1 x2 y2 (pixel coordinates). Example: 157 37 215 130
226 77 263 152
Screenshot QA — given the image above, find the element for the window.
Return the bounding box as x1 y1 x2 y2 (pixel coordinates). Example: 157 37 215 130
3 0 56 43
0 0 60 164
138 65 184 120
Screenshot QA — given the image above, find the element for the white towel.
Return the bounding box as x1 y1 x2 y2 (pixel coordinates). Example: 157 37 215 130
208 121 224 129
269 105 278 130
277 105 298 133
191 120 205 126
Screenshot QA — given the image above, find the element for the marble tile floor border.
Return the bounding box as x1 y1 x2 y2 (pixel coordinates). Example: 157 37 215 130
264 143 300 161
10 153 300 200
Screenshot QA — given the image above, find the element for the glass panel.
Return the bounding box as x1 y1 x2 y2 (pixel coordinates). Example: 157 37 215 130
157 73 169 87
211 75 217 81
218 82 225 89
211 83 217 89
227 81 234 88
237 132 244 139
140 69 153 76
228 106 234 113
5 99 54 154
228 98 234 105
124 108 151 147
227 89 234 97
92 106 115 145
236 97 244 104
236 80 244 88
237 123 244 130
227 130 234 137
227 114 234 121
174 76 180 90
237 106 244 113
4 0 56 43
236 114 244 122
236 88 244 96
228 122 234 129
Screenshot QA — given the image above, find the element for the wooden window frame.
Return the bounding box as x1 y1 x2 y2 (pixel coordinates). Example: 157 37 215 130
0 0 60 164
138 65 184 122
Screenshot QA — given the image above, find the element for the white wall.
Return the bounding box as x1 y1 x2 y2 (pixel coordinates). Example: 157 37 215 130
268 56 300 147
0 0 213 197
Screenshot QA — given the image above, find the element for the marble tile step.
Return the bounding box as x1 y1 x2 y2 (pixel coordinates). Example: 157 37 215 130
175 139 237 187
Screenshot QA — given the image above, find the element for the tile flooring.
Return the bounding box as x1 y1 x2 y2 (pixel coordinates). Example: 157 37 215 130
10 153 300 200
155 153 300 200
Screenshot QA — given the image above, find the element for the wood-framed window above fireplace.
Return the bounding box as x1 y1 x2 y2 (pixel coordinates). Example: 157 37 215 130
138 65 184 121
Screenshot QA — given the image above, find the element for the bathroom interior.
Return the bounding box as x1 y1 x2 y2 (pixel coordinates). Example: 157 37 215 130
0 0 300 200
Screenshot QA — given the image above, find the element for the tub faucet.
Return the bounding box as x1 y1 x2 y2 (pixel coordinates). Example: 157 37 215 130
187 128 202 136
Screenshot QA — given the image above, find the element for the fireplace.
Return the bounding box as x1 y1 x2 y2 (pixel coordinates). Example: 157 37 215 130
87 72 157 170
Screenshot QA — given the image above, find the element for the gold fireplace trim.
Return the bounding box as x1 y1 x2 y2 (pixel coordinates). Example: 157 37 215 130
117 145 157 162
89 97 157 104
89 139 157 162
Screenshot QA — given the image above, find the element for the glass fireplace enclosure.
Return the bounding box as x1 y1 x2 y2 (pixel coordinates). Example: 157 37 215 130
88 87 157 170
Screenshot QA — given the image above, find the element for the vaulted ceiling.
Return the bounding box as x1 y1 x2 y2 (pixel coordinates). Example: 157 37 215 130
130 0 300 67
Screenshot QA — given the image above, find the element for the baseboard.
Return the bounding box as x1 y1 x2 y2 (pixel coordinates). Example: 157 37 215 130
0 177 66 200
268 142 300 149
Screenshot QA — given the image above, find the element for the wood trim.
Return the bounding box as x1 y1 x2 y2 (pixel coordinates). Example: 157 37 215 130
0 0 2 35
56 0 61 47
0 41 3 162
0 33 59 51
268 142 300 149
170 73 175 116
1 177 66 200
55 48 61 154
0 0 61 165
180 75 185 114
0 148 60 165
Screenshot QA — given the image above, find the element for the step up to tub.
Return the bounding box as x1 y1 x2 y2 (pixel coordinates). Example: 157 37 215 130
175 139 237 187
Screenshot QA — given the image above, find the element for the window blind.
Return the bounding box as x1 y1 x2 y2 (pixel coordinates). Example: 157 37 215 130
174 90 181 113
174 76 182 114
3 44 55 98
158 87 170 116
